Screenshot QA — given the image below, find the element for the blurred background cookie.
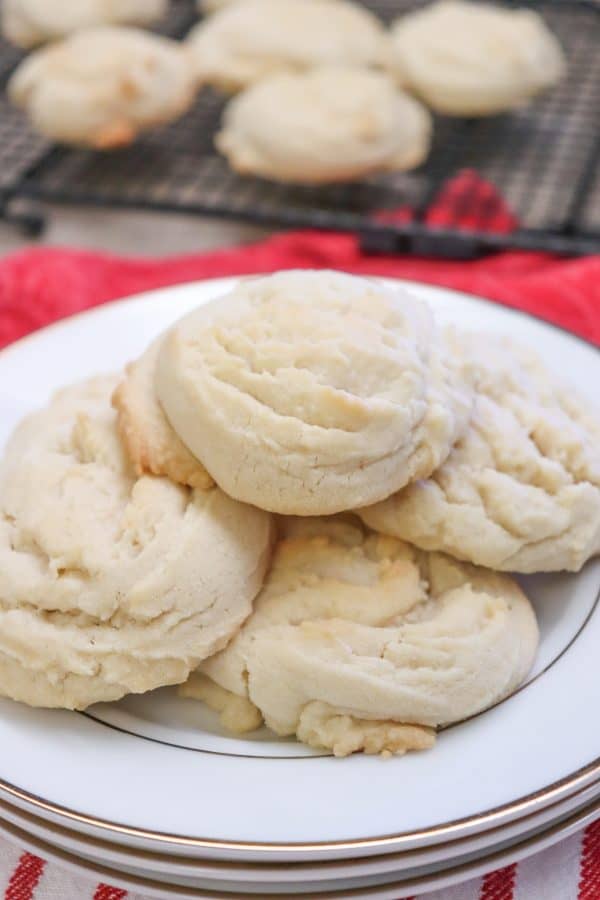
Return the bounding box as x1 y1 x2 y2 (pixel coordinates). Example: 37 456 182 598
1 0 168 48
198 0 247 13
8 26 197 147
388 0 565 115
216 66 432 183
186 0 386 92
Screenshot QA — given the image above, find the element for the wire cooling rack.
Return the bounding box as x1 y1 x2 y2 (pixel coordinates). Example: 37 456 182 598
0 0 599 257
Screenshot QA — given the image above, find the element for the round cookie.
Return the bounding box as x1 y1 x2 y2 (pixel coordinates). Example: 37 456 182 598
2 0 167 48
112 338 213 490
182 516 538 757
154 270 475 515
388 0 565 116
186 0 386 92
359 335 600 573
216 67 432 184
0 377 273 710
8 27 197 148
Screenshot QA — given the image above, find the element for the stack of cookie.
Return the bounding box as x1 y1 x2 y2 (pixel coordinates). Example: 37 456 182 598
1 270 598 758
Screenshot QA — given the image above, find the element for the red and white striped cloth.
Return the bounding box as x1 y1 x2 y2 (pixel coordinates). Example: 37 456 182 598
0 821 599 898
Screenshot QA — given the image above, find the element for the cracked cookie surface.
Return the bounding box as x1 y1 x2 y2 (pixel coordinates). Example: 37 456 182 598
359 335 600 573
155 270 475 514
182 515 538 756
0 377 272 709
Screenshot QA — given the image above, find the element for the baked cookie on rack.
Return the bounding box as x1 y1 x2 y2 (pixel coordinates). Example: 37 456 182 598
388 0 565 116
186 0 386 92
2 0 167 48
216 66 432 183
8 26 197 147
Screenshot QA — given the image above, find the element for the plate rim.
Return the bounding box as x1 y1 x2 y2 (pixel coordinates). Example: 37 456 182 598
1 793 599 899
0 776 599 880
0 274 598 857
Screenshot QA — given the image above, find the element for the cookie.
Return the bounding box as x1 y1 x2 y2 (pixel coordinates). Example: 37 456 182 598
216 66 432 184
182 516 538 757
8 26 197 147
2 0 167 48
154 270 474 514
112 338 213 490
186 0 386 92
359 335 600 572
198 0 240 12
388 0 565 116
0 377 273 710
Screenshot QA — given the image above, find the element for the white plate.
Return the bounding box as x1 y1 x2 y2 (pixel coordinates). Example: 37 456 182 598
0 795 599 899
0 777 598 891
0 277 599 861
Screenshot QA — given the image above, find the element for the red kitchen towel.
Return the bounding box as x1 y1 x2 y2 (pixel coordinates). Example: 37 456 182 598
0 173 599 899
2 234 600 349
0 169 599 348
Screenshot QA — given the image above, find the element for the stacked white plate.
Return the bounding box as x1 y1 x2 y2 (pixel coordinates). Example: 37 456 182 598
0 278 599 899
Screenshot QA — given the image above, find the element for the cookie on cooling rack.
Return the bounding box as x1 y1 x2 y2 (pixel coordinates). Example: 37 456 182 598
185 0 386 92
388 0 565 116
216 66 432 183
181 515 538 757
1 0 168 48
8 26 197 147
0 377 273 709
152 270 474 515
359 334 600 573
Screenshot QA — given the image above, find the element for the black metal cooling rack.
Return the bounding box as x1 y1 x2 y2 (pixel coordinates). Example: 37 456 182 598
1 0 599 257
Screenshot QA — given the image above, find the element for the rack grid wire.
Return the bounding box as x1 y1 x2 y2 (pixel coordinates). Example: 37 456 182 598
0 0 599 257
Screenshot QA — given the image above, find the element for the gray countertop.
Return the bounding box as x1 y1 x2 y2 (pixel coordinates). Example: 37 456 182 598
0 203 271 257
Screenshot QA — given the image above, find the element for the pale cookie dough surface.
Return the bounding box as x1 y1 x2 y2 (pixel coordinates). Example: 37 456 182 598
198 0 245 12
181 672 435 757
186 0 386 92
388 0 565 116
2 0 167 48
8 27 197 147
0 377 273 710
216 67 432 184
155 270 474 514
360 335 600 573
189 516 538 756
180 671 263 733
112 338 213 490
